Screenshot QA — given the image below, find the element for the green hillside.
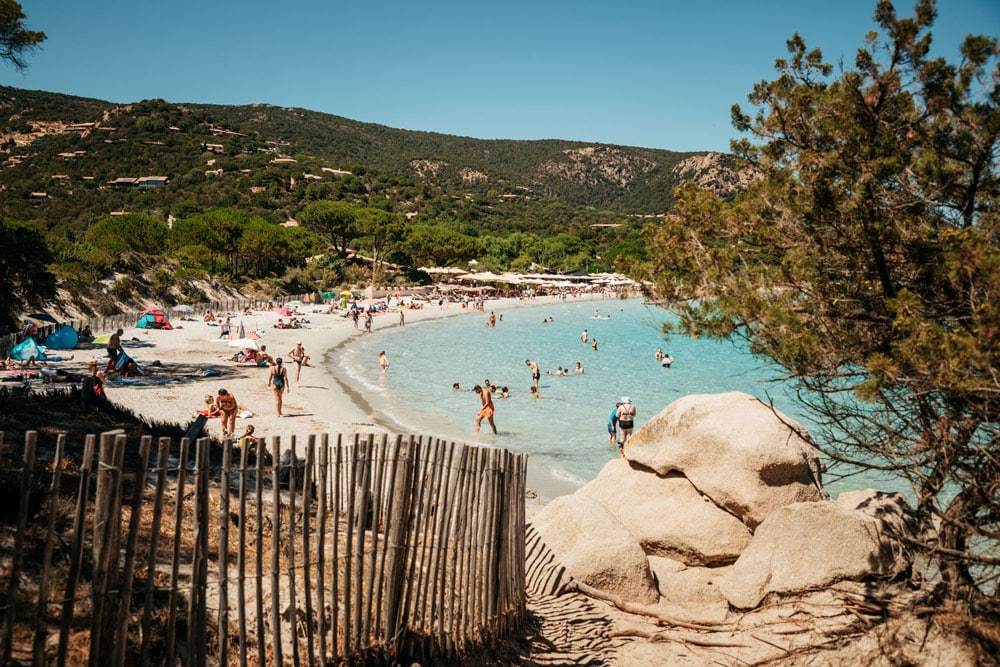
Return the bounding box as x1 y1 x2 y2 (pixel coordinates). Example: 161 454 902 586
0 86 744 325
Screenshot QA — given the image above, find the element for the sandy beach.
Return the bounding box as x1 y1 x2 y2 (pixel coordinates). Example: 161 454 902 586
80 294 575 499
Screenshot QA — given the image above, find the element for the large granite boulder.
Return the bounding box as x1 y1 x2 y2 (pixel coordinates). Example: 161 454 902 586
625 391 827 529
718 500 910 609
579 459 751 566
530 494 659 604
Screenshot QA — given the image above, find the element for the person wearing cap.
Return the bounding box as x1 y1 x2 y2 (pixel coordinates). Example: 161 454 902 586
616 396 637 454
287 341 310 385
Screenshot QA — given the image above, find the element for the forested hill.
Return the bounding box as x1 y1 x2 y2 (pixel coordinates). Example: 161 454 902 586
0 86 749 216
0 85 757 323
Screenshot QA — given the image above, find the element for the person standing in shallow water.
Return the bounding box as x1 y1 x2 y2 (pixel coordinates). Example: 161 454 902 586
526 359 540 390
379 350 389 372
616 397 636 455
474 384 497 434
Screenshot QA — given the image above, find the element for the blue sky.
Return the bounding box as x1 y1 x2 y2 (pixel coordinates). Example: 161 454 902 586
7 1 998 153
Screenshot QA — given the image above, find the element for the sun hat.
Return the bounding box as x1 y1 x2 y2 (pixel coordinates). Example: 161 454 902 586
621 396 632 404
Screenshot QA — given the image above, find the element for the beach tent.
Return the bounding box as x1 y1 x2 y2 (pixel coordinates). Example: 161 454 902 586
136 308 173 329
11 337 46 362
92 333 111 346
44 324 79 350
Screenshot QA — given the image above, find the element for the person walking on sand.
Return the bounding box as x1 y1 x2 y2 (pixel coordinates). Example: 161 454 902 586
379 350 389 372
616 397 637 455
364 311 373 334
216 388 239 437
288 342 309 385
526 359 540 390
473 384 497 434
268 358 288 416
399 310 405 327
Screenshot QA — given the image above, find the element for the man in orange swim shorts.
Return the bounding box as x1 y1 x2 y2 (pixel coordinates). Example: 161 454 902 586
473 384 497 434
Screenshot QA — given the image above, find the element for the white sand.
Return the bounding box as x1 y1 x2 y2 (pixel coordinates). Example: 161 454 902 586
83 295 576 499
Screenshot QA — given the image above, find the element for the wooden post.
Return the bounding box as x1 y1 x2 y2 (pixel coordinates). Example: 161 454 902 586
218 438 232 667
139 438 172 666
382 436 414 654
285 435 300 666
271 436 283 666
189 438 210 667
351 435 373 652
254 437 266 667
90 431 125 667
303 435 317 663
113 435 153 667
33 433 64 665
237 437 250 667
331 436 342 660
57 434 96 667
343 435 357 657
316 435 329 665
2 432 36 664
166 437 191 667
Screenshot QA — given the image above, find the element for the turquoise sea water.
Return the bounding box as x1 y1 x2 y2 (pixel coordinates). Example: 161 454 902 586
333 297 901 499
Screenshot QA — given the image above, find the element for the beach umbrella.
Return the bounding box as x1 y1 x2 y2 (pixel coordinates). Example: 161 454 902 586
237 321 246 339
228 338 260 350
26 312 59 324
285 300 305 308
321 291 337 298
172 304 194 313
340 290 354 297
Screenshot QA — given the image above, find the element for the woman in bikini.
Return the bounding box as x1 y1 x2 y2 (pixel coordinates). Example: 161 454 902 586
216 388 239 436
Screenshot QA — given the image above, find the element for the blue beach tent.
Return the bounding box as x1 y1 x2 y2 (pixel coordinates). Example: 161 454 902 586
11 337 46 362
44 324 79 350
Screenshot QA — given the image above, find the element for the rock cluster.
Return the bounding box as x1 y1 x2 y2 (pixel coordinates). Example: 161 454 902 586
530 391 916 613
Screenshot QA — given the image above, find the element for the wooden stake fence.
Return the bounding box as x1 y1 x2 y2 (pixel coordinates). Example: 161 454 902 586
0 429 527 665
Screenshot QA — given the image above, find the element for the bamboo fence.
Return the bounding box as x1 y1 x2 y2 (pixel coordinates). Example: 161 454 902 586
0 429 528 665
